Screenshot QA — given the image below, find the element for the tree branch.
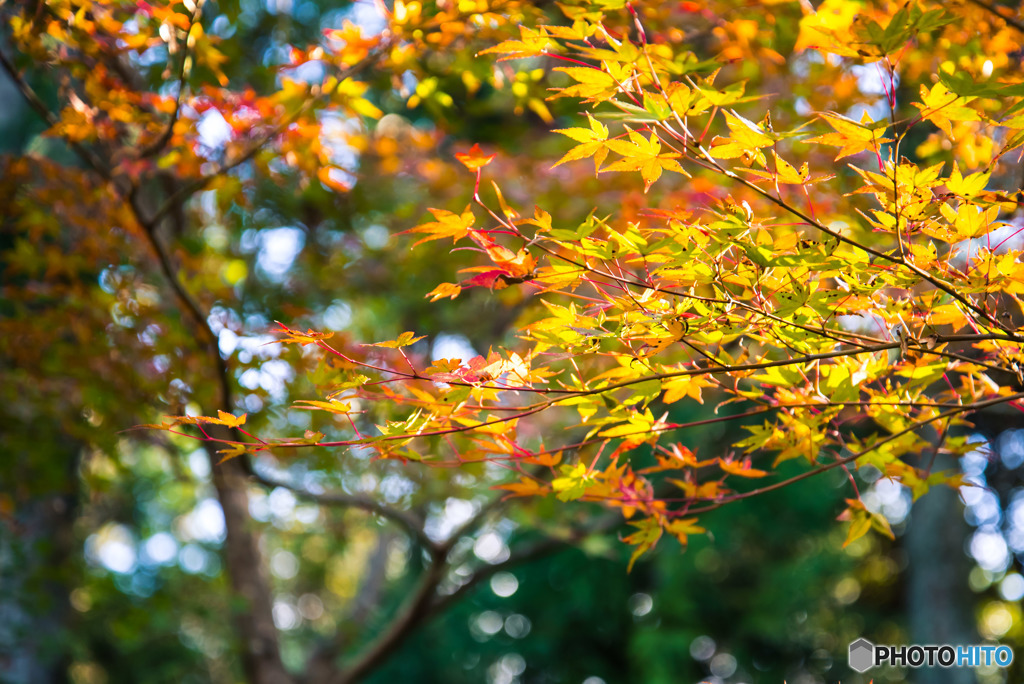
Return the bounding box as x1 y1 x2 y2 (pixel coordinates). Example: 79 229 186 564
205 426 294 684
684 390 1024 515
302 495 501 683
966 0 1024 34
251 471 435 551
146 37 394 229
319 513 622 684
137 0 207 159
439 493 509 554
0 47 111 180
327 552 447 684
126 198 289 682
427 513 622 620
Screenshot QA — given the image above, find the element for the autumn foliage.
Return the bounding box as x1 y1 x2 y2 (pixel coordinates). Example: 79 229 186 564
88 0 1022 573
8 0 1024 575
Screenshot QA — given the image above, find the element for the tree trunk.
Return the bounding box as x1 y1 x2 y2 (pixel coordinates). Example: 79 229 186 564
0 449 78 683
904 452 976 684
207 426 292 684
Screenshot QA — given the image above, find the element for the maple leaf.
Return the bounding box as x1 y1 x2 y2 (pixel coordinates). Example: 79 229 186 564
939 202 1002 240
709 110 776 162
804 111 893 160
553 112 609 174
551 66 620 104
216 410 247 428
457 230 537 289
745 151 834 185
623 517 662 572
364 331 427 349
524 451 562 468
603 129 685 192
665 517 705 546
460 269 519 290
913 82 980 139
274 322 334 346
217 443 250 464
552 462 595 501
406 206 475 246
427 354 504 384
478 25 558 61
521 206 553 233
718 456 768 478
292 399 352 414
489 180 519 221
473 237 537 278
425 282 462 301
837 499 894 548
944 162 990 199
455 143 496 171
166 411 248 429
661 375 705 404
496 476 550 498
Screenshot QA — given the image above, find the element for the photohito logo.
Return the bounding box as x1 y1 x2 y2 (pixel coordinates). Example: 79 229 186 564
848 639 1014 673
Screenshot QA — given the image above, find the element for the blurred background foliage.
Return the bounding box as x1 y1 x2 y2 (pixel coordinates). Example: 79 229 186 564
2 0 1024 683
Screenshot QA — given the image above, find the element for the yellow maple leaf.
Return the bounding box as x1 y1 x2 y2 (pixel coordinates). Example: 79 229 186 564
913 83 979 139
425 282 462 301
709 110 775 163
603 129 685 192
804 111 893 160
478 25 558 61
718 456 768 478
406 206 475 246
939 202 1002 239
552 66 620 103
496 476 550 498
553 112 609 174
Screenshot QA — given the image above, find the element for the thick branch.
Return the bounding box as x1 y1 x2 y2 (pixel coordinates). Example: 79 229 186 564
126 202 294 683
252 471 435 551
205 426 293 684
2 32 290 683
128 201 287 681
0 48 111 180
322 513 621 684
427 513 622 620
302 497 501 683
966 0 1024 34
439 493 508 554
328 554 447 684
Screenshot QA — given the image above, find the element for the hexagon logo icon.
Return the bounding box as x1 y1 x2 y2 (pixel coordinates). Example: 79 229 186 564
849 638 875 673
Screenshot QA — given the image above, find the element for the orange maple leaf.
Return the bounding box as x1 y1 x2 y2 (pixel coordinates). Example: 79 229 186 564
455 143 496 171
